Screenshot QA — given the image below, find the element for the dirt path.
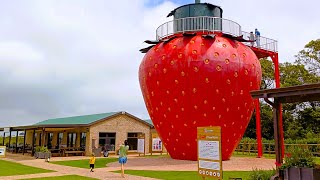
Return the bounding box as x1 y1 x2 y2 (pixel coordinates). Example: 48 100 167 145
105 156 275 171
1 154 275 180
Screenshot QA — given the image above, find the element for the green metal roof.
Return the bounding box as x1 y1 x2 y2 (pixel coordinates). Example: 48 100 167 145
144 119 153 126
35 112 119 125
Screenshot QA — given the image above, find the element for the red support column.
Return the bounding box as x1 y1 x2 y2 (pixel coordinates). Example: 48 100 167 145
271 53 284 159
255 99 263 157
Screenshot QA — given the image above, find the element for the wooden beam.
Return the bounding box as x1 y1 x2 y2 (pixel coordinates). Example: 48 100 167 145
273 100 284 180
15 131 18 153
23 129 26 155
31 129 35 156
2 132 5 146
8 129 12 149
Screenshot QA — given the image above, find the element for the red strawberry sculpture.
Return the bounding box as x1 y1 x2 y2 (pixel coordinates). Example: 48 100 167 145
139 3 262 161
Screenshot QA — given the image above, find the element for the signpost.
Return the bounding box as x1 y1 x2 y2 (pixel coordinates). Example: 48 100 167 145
0 146 6 158
137 133 145 156
197 126 222 179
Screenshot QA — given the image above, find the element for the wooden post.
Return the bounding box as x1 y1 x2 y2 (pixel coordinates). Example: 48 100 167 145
31 129 35 156
8 129 12 150
15 131 18 153
273 100 284 180
41 128 45 146
23 129 26 155
2 132 5 146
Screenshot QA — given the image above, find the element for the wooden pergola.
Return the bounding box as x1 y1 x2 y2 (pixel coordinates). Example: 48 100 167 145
250 83 320 179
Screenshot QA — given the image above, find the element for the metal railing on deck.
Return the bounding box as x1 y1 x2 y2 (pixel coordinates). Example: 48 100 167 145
155 16 278 53
241 31 278 52
156 16 242 40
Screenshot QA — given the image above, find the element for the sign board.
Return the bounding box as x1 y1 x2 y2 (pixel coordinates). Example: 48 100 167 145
151 132 162 151
0 146 6 158
4 128 10 133
197 126 222 179
137 133 145 155
152 138 162 151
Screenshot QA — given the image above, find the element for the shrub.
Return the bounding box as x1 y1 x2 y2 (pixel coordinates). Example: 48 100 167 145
35 146 49 153
279 146 316 170
248 168 276 180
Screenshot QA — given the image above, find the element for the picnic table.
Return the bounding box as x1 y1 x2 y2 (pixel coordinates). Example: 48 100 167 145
60 147 85 156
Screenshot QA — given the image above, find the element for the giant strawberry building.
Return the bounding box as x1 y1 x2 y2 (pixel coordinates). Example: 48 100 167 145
139 0 280 161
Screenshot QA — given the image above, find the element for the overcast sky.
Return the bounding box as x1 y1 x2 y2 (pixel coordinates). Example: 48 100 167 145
0 0 319 128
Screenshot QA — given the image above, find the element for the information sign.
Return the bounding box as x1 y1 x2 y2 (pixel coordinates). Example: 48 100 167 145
0 146 6 158
197 126 222 179
137 133 145 155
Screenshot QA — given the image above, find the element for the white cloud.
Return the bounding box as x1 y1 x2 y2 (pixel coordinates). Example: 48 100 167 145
0 0 319 127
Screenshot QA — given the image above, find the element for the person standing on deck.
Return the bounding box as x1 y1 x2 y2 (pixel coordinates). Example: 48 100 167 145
255 28 261 47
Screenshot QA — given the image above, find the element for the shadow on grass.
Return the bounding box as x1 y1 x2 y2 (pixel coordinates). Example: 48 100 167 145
51 158 118 169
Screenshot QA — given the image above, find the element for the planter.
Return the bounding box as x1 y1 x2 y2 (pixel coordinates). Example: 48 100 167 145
284 167 320 180
34 152 51 159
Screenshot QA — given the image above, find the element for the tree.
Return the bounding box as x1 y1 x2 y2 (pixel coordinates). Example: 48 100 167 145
260 58 275 90
280 62 319 88
295 39 320 75
244 39 320 140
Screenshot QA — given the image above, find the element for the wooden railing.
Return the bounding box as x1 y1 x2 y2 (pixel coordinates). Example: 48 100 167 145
235 143 320 157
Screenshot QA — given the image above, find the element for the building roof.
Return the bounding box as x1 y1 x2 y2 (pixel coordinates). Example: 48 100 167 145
144 119 153 126
0 111 153 131
35 112 119 125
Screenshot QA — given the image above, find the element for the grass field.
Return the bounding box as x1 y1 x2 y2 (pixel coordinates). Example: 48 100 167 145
0 159 53 176
113 170 254 180
22 175 97 180
51 158 118 169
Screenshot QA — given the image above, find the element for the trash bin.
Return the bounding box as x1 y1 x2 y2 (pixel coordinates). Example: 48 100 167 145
92 147 102 157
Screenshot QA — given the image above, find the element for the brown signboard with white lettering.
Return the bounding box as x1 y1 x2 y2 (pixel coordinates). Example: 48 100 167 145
197 127 222 179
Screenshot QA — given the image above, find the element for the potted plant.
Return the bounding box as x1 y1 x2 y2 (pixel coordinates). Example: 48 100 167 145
34 146 51 159
279 146 320 180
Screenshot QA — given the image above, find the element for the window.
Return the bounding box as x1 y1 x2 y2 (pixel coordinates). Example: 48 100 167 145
57 133 63 148
80 132 86 150
67 133 77 147
47 133 53 149
127 133 138 150
99 133 116 151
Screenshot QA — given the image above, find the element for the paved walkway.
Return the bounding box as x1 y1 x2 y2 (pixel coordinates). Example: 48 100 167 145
1 154 276 180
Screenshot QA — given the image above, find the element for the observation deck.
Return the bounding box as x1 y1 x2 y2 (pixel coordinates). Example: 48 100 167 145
155 16 277 59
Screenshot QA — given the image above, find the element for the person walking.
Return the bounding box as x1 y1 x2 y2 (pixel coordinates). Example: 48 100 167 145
118 140 129 178
255 28 261 47
89 153 96 172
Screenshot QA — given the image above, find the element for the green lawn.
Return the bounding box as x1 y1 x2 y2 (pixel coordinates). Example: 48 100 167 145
113 170 252 180
22 175 97 180
51 158 118 169
0 159 53 176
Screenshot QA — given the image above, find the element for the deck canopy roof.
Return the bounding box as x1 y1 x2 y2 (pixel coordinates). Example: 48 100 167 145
251 83 320 103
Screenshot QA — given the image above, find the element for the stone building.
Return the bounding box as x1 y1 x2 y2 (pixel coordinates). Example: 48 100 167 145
0 111 164 156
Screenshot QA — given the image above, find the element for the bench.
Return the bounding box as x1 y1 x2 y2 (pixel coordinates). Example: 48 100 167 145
64 151 85 156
